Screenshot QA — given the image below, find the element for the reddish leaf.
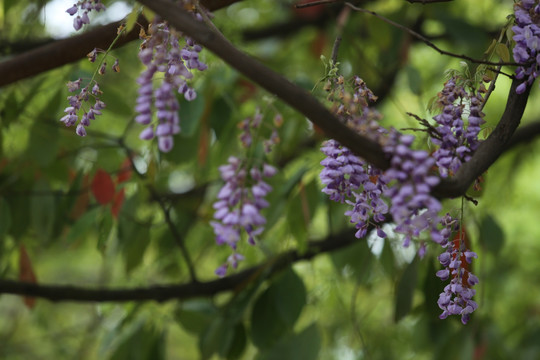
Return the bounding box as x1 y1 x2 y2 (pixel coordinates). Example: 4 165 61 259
116 158 132 184
111 188 125 219
451 225 472 286
91 169 116 205
198 114 210 166
19 244 37 309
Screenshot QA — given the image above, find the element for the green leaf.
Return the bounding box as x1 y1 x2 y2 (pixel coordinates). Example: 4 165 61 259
119 221 150 274
125 6 142 34
208 98 234 139
178 94 205 137
255 323 321 360
25 119 60 167
199 316 235 360
406 66 422 95
97 211 114 254
175 299 219 335
250 287 289 349
394 256 419 322
200 268 270 359
286 180 319 252
250 268 306 349
380 239 396 277
30 179 55 243
479 214 505 254
64 207 100 244
422 257 445 319
0 197 12 241
225 322 247 360
108 320 166 360
331 238 373 282
495 43 510 63
117 194 151 273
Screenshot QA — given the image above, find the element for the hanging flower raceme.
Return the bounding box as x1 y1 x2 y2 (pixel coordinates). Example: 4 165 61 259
436 215 479 324
383 132 442 248
512 0 540 94
319 75 481 323
60 79 106 137
211 111 281 277
135 18 207 152
320 75 390 239
430 77 486 177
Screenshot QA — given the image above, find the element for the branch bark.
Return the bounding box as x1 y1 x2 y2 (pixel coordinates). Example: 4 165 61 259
138 0 390 170
0 0 243 88
0 229 358 302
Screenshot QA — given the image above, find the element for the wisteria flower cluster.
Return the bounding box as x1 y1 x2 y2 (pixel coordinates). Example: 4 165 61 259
320 140 389 239
512 0 540 94
383 133 441 249
319 75 482 323
60 79 106 137
211 111 281 277
430 77 485 177
436 215 479 324
66 0 106 31
135 18 208 152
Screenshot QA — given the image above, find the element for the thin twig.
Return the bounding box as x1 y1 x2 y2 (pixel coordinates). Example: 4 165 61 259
295 0 344 9
405 0 453 4
119 141 199 282
345 3 520 67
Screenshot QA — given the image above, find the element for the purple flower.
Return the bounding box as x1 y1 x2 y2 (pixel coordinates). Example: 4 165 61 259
65 1 106 30
211 156 276 276
512 1 540 93
60 80 105 136
430 77 485 177
135 20 207 152
435 215 479 324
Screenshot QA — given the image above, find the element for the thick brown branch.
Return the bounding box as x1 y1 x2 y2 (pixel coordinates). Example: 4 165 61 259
138 0 390 170
0 0 243 88
433 79 531 198
0 229 357 302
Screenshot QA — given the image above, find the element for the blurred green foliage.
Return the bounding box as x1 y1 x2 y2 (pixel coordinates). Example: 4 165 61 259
1 0 540 359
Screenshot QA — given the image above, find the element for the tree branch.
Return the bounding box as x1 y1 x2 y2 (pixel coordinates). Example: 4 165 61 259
138 0 390 170
0 0 243 88
0 229 358 302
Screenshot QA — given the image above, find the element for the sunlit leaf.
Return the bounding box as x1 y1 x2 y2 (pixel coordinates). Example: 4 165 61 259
495 43 510 63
